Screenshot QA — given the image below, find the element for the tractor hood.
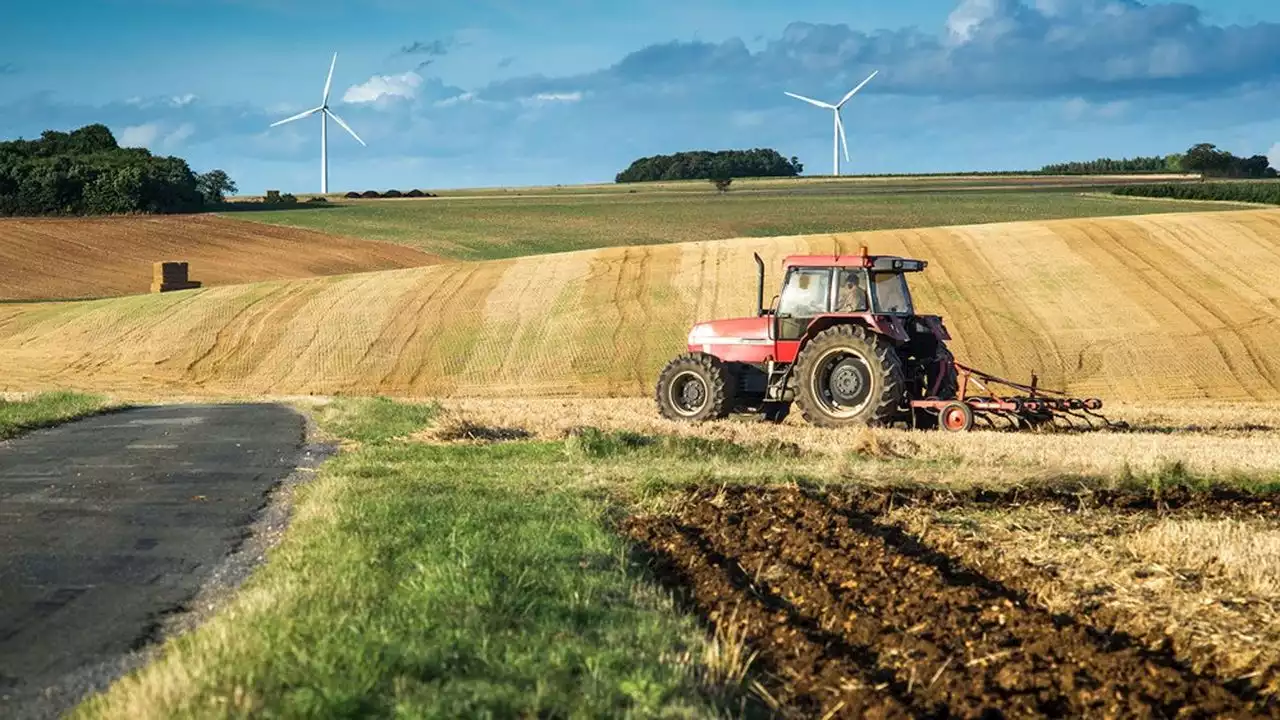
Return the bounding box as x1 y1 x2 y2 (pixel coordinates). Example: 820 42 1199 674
687 316 772 348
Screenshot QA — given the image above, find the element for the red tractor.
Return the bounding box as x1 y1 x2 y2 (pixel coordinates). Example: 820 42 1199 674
655 249 1108 431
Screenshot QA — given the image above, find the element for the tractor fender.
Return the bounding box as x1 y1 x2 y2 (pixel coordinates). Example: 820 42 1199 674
915 315 951 342
799 314 911 347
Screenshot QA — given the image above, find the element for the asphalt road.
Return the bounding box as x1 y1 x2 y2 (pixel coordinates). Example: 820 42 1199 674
0 403 306 718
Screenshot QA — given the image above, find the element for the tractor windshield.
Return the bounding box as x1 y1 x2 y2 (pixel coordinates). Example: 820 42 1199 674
870 272 913 314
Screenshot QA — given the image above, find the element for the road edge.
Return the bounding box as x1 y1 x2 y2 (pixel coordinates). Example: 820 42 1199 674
16 404 338 720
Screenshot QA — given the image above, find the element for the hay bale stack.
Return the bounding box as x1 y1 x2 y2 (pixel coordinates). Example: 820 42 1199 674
150 261 202 293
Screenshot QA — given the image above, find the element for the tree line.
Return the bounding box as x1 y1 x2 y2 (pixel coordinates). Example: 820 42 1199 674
0 124 237 217
1042 143 1277 178
616 149 803 183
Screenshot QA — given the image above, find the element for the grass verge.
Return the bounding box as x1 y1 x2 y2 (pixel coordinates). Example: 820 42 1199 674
73 399 754 719
0 390 114 440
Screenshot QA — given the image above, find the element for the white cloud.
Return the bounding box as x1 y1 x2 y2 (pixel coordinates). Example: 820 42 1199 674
119 123 161 148
435 91 477 107
164 122 195 148
533 91 581 102
170 94 197 107
117 122 195 150
1061 97 1130 121
343 71 423 104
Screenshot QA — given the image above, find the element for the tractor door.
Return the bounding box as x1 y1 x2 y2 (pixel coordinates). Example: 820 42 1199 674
773 267 833 362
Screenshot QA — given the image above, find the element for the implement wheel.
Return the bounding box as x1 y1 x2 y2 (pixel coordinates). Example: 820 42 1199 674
794 324 904 428
938 401 974 432
655 352 735 422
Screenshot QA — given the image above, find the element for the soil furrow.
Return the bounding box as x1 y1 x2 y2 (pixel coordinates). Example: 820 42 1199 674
626 487 1278 718
625 517 920 719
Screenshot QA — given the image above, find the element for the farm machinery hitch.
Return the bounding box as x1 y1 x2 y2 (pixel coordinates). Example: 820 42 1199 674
911 361 1125 432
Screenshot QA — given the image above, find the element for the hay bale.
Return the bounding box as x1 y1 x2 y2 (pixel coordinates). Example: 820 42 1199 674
151 261 202 293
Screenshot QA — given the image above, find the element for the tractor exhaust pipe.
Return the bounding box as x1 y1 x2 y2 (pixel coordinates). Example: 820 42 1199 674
753 253 765 316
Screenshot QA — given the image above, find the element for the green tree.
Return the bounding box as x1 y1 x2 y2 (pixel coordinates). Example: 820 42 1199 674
0 124 231 216
616 148 803 183
196 169 238 204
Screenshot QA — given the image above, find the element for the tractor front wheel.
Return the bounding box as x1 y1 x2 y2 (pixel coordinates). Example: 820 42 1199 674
655 353 735 422
793 325 905 428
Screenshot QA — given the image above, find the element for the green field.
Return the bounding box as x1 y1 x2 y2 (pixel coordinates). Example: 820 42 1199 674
227 180 1240 261
0 391 113 439
74 398 784 718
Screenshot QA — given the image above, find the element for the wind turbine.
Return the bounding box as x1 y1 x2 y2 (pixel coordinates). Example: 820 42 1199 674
785 70 878 177
269 52 366 194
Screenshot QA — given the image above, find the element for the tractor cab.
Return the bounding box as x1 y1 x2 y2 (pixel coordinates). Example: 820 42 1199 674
769 252 927 349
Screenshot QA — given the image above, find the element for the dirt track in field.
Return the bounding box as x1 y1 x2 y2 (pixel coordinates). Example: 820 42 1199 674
2 208 1280 400
624 487 1279 718
0 215 439 300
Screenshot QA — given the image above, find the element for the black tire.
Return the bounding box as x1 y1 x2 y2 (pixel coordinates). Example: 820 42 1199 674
655 352 735 422
761 402 790 423
793 324 905 428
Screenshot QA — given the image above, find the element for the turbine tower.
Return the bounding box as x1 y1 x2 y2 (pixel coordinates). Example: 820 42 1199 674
269 52 366 194
784 70 878 177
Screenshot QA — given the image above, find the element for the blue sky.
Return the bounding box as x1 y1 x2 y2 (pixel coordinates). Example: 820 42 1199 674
2 0 1278 193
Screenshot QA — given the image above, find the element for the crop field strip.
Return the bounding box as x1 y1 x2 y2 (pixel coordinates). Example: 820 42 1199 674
624 486 1280 718
229 181 1249 262
1 209 1279 401
0 215 440 301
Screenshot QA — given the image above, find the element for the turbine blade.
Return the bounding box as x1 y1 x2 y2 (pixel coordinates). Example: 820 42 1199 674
269 106 322 127
836 111 850 163
784 91 833 109
836 70 879 108
322 52 337 105
325 109 366 146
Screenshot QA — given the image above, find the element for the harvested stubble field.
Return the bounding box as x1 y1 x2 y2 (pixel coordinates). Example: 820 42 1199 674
231 181 1237 261
0 214 439 301
2 208 1279 403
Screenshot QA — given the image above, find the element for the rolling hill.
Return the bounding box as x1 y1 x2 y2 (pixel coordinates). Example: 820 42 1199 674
0 215 440 301
1 209 1278 402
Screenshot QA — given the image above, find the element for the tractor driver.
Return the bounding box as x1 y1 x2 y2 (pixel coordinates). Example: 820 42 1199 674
835 270 868 313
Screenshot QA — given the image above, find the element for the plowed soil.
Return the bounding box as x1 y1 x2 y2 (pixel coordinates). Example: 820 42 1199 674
0 215 439 300
623 487 1278 718
2 209 1280 400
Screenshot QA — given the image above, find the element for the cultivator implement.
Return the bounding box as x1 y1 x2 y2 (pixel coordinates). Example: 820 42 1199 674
911 362 1123 432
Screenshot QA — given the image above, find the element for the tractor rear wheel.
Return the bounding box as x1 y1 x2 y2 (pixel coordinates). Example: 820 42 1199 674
655 352 735 422
793 324 905 428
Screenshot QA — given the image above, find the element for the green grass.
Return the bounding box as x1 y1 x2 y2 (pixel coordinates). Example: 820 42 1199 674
315 396 441 444
73 399 799 719
0 391 114 440
227 184 1248 262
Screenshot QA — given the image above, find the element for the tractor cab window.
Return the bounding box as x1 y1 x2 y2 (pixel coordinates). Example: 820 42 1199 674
778 268 831 317
834 269 869 313
776 267 831 340
870 272 913 314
